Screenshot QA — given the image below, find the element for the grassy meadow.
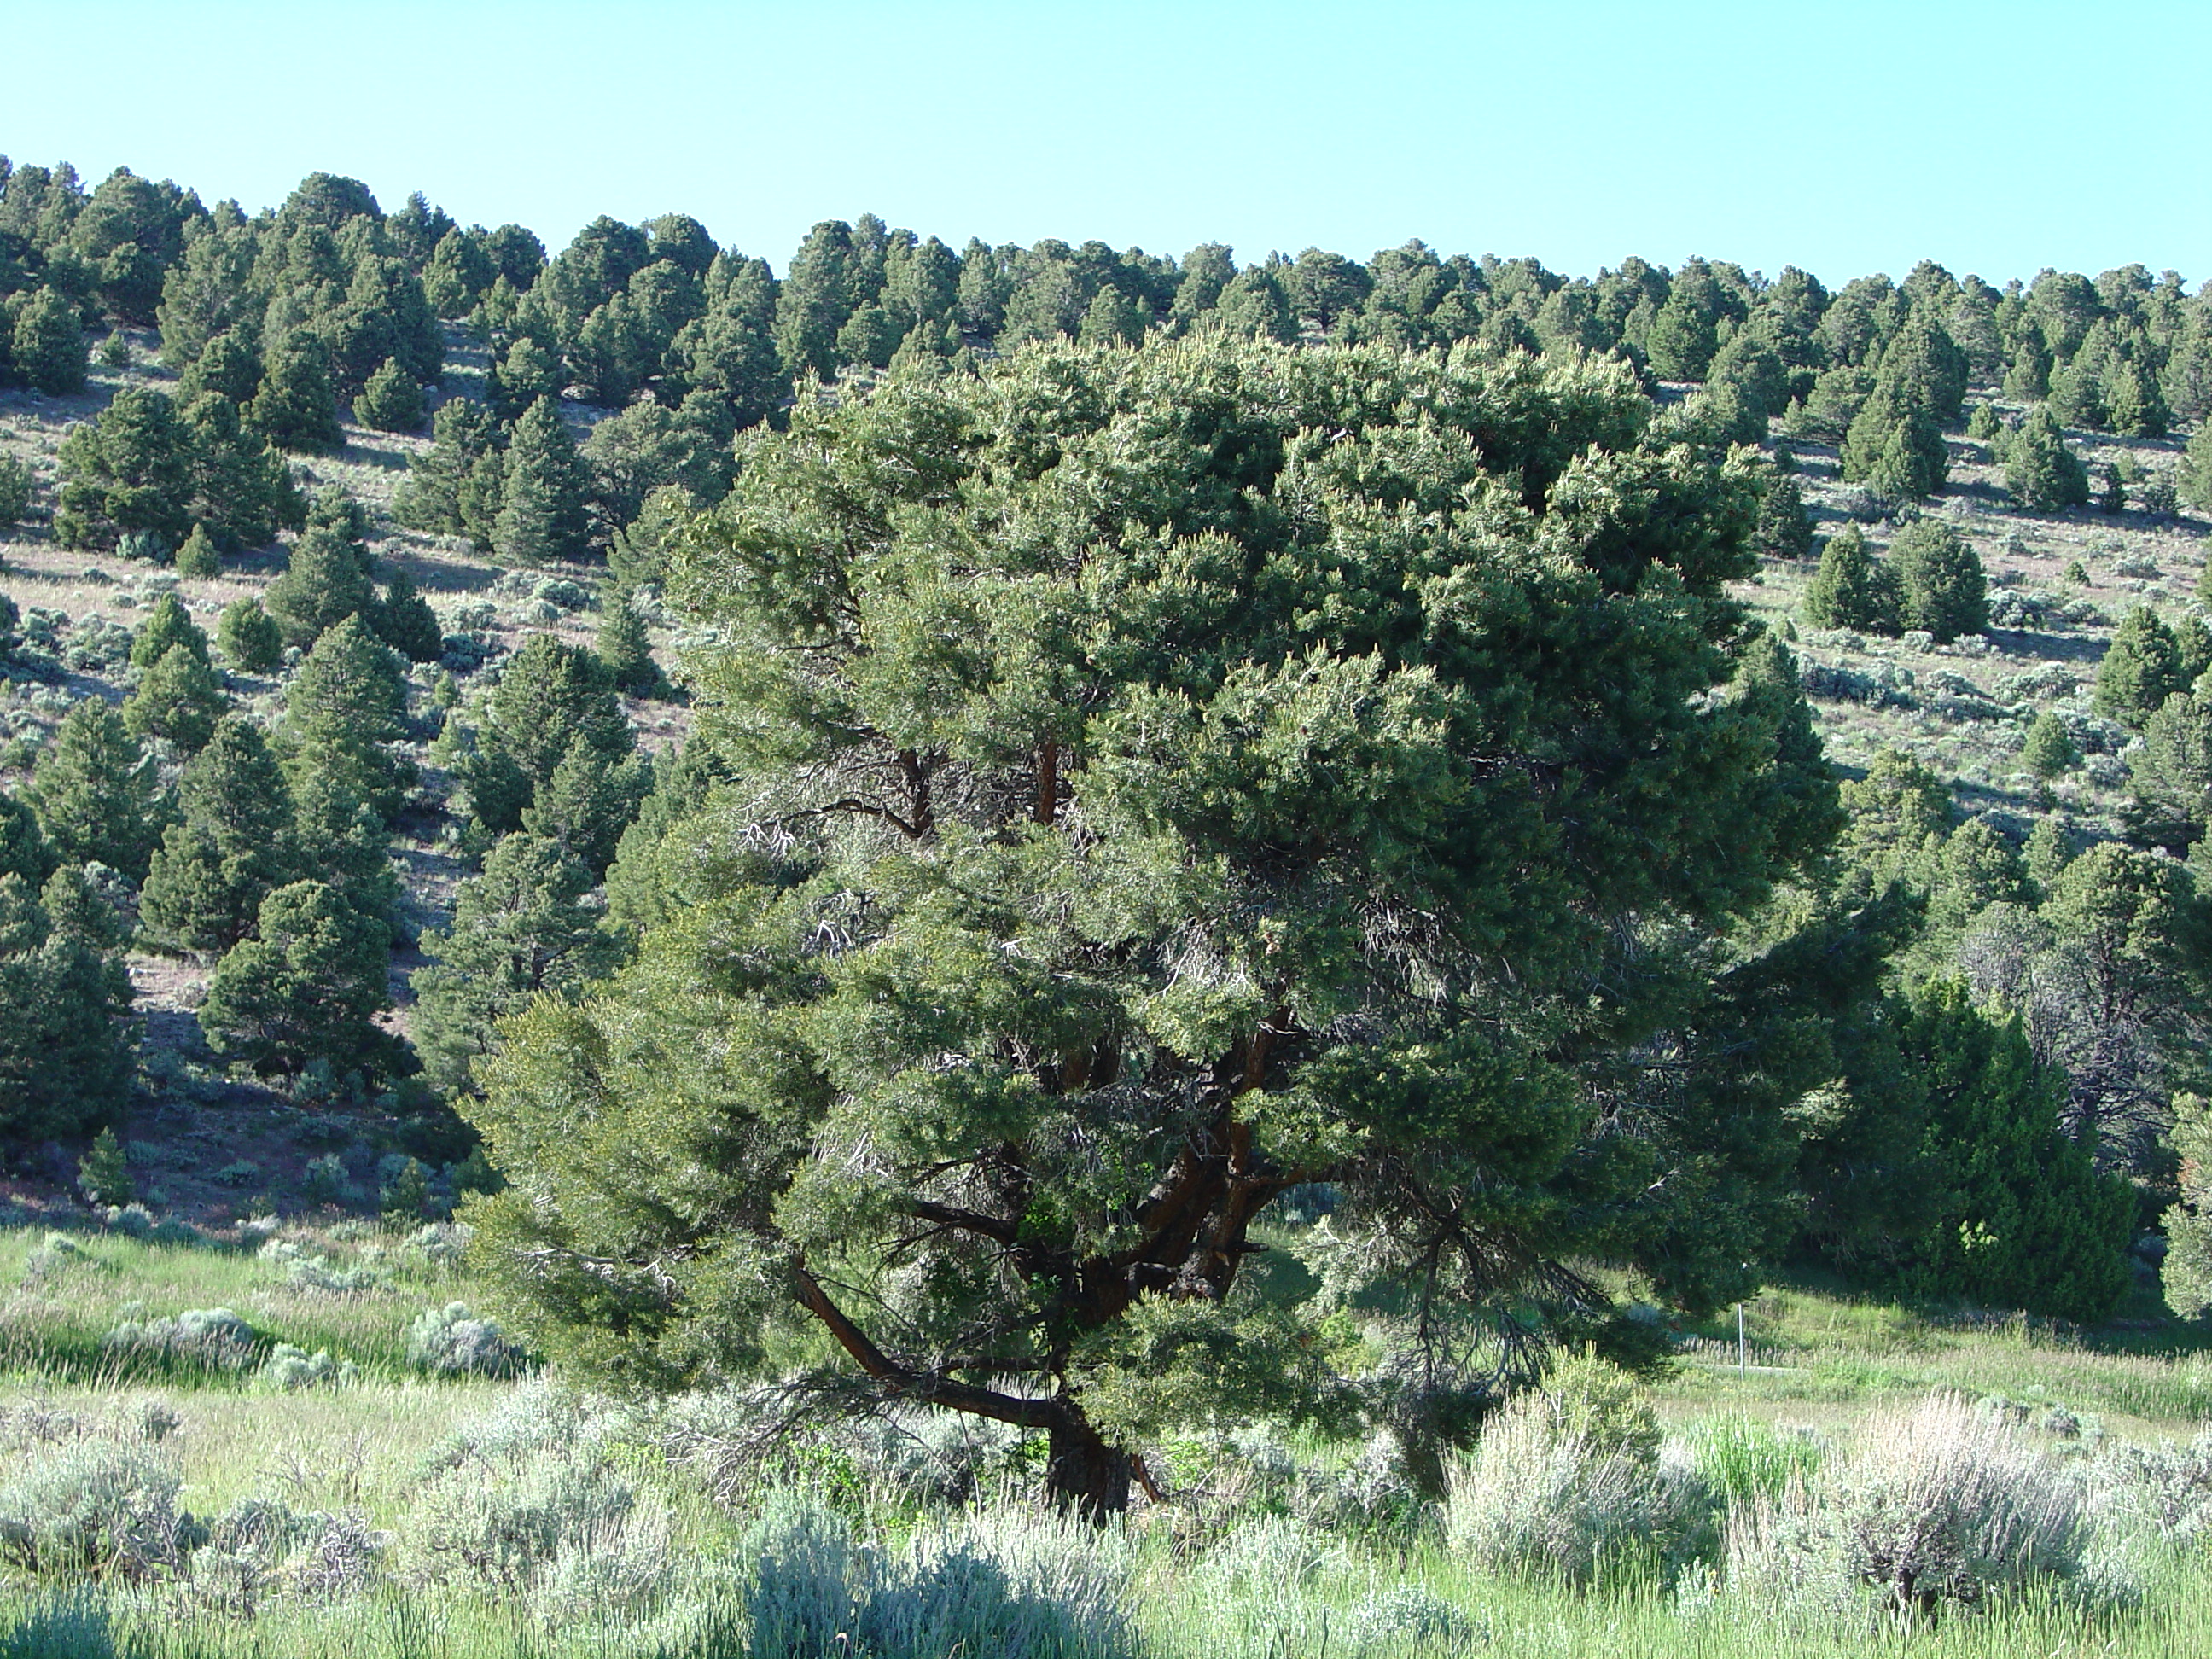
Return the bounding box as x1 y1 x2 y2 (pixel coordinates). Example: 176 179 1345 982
0 1220 2203 1656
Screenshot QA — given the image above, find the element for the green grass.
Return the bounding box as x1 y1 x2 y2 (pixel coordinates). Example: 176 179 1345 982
0 1221 497 1384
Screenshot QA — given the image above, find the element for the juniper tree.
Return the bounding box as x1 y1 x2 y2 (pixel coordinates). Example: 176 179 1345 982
2023 713 2080 779
1800 526 1899 633
174 524 221 578
519 732 648 876
27 701 160 882
459 633 632 835
394 399 502 538
130 594 210 671
9 286 86 395
140 715 299 954
265 520 375 649
180 391 304 551
1751 473 1814 562
373 565 444 664
0 456 31 529
0 870 134 1141
248 332 344 453
2163 1091 2212 1318
1897 980 2133 1323
492 398 593 566
596 580 659 696
53 387 193 552
466 341 1851 1513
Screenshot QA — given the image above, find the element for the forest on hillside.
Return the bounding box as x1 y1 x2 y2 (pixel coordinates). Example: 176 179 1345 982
5 154 2212 1521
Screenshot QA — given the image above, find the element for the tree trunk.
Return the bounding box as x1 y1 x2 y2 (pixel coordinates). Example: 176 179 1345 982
1045 1414 1132 1519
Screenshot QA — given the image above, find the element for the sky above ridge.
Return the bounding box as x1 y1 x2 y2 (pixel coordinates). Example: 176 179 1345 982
7 0 2206 288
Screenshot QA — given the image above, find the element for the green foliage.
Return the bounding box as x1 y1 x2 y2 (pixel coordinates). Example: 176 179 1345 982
394 399 502 540
596 581 660 696
2179 418 2212 513
27 701 160 882
172 523 220 578
2022 713 2079 780
460 634 632 837
1897 980 2133 1324
53 387 192 552
372 565 443 664
199 880 397 1079
215 597 282 673
1751 474 1813 562
279 615 414 819
520 733 649 876
77 1126 131 1207
467 339 1842 1505
410 833 614 1099
493 398 593 566
1841 377 1947 501
2094 605 2184 729
1965 401 2001 441
352 356 425 433
121 643 226 754
263 517 375 649
1800 527 1899 634
1887 519 1986 643
247 332 343 454
127 595 208 671
0 456 32 528
140 715 298 954
0 865 135 1143
2161 1091 2212 1318
2005 406 2090 509
8 286 87 394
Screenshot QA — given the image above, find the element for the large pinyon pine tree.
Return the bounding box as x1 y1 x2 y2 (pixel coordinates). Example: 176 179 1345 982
467 340 1857 1514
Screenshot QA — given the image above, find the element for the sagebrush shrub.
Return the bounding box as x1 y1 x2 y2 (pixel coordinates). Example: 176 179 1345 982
411 1447 636 1593
0 1440 186 1578
406 1302 524 1377
102 1307 259 1371
256 1344 357 1392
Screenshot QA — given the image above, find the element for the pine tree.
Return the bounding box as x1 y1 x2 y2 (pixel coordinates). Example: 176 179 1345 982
280 616 415 819
352 356 426 433
216 597 284 673
1752 474 1813 562
0 456 30 529
122 643 227 753
0 793 55 892
288 771 401 928
1889 519 1987 643
1800 526 1899 633
199 880 396 1078
77 1126 131 1206
1842 378 1947 499
27 701 160 881
409 832 614 1099
180 389 305 553
140 715 299 954
463 632 632 837
492 399 593 566
129 594 210 670
1644 283 1719 381
265 521 375 648
2023 816 2072 899
247 332 344 454
373 565 444 664
596 580 660 696
2022 713 2080 779
1078 287 1144 348
2095 605 2185 728
463 337 1862 1512
2098 463 2128 515
2005 406 2091 509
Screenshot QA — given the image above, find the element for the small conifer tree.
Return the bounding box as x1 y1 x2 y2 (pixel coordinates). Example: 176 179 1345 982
1800 526 1899 634
27 701 160 881
200 880 398 1078
2005 406 2091 509
174 523 221 578
352 357 427 433
1889 520 1987 643
247 333 344 454
492 398 594 566
596 581 660 696
217 597 284 673
372 566 444 664
2095 605 2185 729
77 1126 131 1206
122 643 228 753
1752 474 1815 562
2021 713 2079 779
129 594 211 671
265 523 375 648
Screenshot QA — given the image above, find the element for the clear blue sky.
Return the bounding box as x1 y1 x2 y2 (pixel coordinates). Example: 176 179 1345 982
7 1 2206 288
